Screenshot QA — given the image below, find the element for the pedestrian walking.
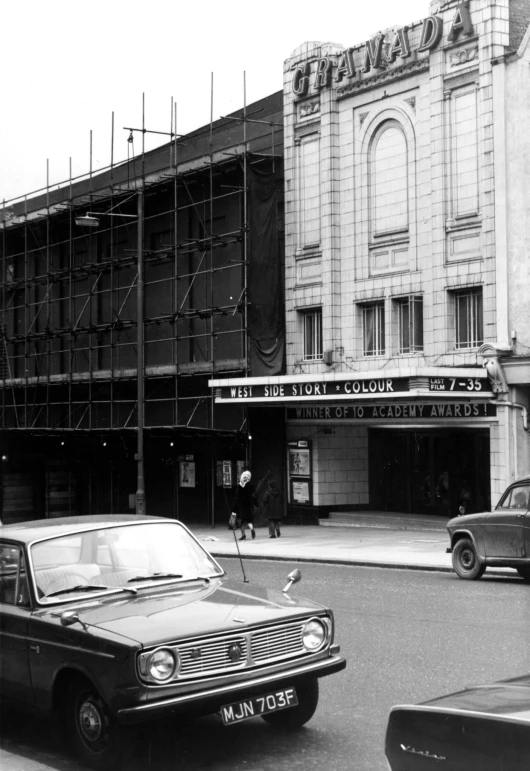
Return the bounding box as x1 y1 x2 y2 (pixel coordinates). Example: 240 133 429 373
261 477 283 539
232 470 257 541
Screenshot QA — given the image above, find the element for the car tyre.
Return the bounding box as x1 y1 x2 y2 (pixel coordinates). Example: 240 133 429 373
452 538 485 580
262 679 319 729
516 567 530 582
63 676 127 770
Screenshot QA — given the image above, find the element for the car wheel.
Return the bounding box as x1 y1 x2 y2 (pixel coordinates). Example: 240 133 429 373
452 538 485 580
516 567 530 581
262 679 319 729
64 677 125 770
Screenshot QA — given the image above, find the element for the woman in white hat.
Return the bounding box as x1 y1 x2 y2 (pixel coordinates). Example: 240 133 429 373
232 470 257 540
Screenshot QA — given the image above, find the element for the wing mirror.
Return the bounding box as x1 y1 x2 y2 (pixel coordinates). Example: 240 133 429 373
60 611 80 626
282 568 301 594
59 610 89 631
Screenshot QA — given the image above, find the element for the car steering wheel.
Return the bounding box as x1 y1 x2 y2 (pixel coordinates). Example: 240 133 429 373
44 573 89 596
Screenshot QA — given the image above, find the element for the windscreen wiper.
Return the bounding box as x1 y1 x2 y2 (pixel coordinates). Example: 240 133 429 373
127 572 183 583
46 584 108 598
46 583 138 598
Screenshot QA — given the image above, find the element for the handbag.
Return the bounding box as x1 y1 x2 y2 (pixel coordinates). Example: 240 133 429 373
228 512 238 530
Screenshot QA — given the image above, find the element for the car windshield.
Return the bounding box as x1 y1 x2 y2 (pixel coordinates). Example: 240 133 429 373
30 522 223 603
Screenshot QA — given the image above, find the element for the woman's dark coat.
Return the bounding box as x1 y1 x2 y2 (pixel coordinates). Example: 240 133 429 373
262 485 283 522
232 483 257 524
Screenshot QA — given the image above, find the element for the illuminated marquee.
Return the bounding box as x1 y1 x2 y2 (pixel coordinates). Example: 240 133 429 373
217 376 491 402
287 402 497 421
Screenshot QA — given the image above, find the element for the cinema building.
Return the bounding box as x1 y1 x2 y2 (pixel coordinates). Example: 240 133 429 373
211 0 530 521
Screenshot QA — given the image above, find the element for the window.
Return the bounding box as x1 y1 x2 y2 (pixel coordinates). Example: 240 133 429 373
297 135 320 248
397 296 423 354
362 303 385 356
454 289 483 349
371 122 408 236
302 309 323 361
0 545 30 606
31 534 82 569
450 88 479 217
498 485 530 510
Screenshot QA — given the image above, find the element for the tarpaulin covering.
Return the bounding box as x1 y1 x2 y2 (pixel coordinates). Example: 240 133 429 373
248 167 285 376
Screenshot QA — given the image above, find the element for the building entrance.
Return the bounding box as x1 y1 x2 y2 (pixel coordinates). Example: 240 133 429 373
369 428 490 517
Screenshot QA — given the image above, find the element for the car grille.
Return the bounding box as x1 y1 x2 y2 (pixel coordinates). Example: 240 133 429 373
176 620 308 680
251 622 304 662
179 636 248 677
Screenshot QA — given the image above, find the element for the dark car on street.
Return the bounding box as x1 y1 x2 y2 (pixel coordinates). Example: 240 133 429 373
0 515 346 769
385 672 530 770
447 475 530 580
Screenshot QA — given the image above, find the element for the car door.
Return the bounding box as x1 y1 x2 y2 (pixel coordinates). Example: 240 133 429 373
0 543 33 705
484 484 530 559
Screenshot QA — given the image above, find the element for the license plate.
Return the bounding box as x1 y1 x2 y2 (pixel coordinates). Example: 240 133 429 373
221 686 298 725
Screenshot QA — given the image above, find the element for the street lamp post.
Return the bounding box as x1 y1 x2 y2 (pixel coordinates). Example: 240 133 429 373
135 188 146 515
76 194 146 514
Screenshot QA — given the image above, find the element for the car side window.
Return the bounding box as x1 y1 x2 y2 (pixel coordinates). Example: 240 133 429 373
498 485 530 510
0 544 30 607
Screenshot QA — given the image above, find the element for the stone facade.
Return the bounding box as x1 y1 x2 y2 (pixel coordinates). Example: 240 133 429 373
211 0 530 520
280 0 529 513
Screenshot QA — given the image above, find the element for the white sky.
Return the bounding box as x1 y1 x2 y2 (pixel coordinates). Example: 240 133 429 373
1 0 429 203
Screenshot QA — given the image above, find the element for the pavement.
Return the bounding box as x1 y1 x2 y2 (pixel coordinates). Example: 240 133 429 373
188 511 456 573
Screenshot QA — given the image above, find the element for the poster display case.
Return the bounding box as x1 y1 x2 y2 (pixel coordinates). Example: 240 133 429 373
179 456 196 488
287 440 312 505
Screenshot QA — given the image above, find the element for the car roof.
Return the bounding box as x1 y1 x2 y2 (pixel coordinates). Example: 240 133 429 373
513 475 530 484
0 514 176 545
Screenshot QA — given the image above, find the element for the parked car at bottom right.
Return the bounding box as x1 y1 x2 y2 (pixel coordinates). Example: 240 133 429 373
385 672 530 770
447 475 530 580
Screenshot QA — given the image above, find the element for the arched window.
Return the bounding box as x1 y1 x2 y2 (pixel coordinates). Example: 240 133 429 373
370 122 408 237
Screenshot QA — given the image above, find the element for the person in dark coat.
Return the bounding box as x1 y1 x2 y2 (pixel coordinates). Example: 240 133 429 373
261 477 283 539
232 470 257 541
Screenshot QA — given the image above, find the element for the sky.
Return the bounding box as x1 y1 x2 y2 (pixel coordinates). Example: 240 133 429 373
1 0 429 204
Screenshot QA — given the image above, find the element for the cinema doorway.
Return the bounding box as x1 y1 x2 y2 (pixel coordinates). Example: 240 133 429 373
369 428 490 517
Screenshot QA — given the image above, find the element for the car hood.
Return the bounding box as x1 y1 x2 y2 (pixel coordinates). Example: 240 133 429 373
42 578 326 647
422 679 530 719
447 512 487 531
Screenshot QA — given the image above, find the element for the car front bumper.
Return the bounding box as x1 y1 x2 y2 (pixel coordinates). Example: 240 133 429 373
117 651 346 725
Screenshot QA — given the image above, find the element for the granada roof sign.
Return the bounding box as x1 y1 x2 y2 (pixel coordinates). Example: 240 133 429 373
291 1 474 98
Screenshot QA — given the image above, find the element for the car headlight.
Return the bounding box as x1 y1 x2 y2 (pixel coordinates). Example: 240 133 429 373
147 648 177 681
302 618 327 651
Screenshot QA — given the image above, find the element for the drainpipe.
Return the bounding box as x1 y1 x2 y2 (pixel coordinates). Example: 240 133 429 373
491 54 511 350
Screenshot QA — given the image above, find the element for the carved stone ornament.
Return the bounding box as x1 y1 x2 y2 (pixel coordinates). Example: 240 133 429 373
478 346 510 394
359 111 369 125
449 46 478 67
299 100 320 119
404 96 416 112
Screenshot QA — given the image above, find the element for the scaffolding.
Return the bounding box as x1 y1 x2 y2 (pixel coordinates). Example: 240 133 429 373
0 80 284 522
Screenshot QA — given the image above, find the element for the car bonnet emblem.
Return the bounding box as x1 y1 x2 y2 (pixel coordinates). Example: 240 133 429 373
227 642 243 662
